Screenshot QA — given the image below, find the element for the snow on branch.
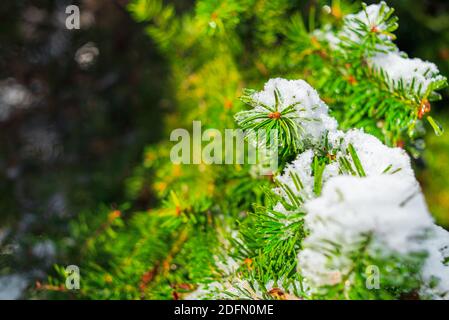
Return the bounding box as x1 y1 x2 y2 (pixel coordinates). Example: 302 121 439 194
370 51 447 101
231 77 449 299
235 78 337 154
341 2 398 46
298 174 433 288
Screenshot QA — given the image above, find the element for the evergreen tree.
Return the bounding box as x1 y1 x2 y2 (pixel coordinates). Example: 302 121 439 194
43 1 449 300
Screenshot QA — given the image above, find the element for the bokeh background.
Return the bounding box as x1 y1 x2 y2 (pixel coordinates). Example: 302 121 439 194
0 0 448 299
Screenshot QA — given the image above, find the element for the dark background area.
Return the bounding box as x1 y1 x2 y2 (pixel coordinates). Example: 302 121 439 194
0 0 172 297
